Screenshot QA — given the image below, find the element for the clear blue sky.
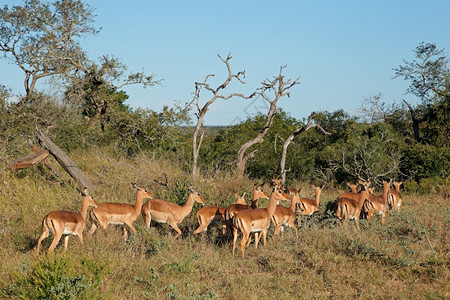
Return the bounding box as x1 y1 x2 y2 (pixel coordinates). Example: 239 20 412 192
1 0 449 125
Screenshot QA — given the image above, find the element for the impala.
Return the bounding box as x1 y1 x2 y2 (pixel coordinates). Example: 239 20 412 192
337 180 370 201
271 187 301 241
36 188 98 254
346 182 359 193
89 183 154 238
193 192 246 235
387 180 403 212
297 185 323 226
335 187 371 229
363 181 390 225
141 186 205 239
223 184 269 234
232 185 290 258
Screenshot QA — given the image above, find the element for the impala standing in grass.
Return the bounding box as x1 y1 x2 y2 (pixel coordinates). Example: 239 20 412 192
89 183 154 238
36 188 98 254
141 186 205 239
232 185 290 257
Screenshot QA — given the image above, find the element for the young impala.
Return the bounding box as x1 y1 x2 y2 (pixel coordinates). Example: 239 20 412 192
387 180 403 212
141 186 205 239
36 188 98 254
297 185 323 227
193 192 246 235
271 187 301 241
89 183 154 238
232 185 290 258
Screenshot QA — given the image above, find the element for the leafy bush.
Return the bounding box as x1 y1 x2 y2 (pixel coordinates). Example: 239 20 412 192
4 254 108 300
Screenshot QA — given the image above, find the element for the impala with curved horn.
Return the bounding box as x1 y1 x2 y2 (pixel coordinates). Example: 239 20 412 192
89 183 154 238
141 186 205 239
193 192 246 235
36 188 98 254
232 185 290 258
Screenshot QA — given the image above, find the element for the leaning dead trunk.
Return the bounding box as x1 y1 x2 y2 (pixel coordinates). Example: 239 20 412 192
280 112 330 185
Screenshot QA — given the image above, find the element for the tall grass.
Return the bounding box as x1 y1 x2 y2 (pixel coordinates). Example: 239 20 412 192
0 147 448 299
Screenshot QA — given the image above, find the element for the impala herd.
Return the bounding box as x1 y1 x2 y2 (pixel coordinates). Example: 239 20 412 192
35 178 404 257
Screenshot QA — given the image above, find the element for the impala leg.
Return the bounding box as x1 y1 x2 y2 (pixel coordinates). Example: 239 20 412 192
64 236 70 251
36 229 49 255
273 225 280 243
122 227 128 239
262 229 267 247
246 233 253 247
240 233 249 258
254 232 262 248
89 223 98 235
381 213 385 225
232 227 238 257
193 217 206 234
48 232 63 253
356 219 360 230
169 222 182 239
290 221 298 239
144 212 152 229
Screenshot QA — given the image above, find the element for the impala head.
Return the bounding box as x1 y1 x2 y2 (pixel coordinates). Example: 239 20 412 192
286 187 299 197
253 184 270 199
272 185 290 201
81 188 98 208
358 180 372 189
367 187 375 194
188 186 206 205
233 192 247 204
393 180 404 190
346 182 359 192
311 184 323 192
132 182 155 199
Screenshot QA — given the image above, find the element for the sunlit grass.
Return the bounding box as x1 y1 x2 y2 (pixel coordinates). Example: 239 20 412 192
0 148 448 299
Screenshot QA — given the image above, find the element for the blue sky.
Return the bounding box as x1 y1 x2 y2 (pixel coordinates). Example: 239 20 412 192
1 0 449 125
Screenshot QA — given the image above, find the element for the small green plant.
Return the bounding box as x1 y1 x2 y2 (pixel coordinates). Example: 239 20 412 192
5 254 107 300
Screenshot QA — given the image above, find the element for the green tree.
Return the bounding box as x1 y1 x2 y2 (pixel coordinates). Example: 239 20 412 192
0 0 98 100
394 42 449 145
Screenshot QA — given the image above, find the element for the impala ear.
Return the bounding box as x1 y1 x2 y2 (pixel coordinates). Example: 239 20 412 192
242 192 246 198
132 182 141 190
188 186 195 193
82 187 89 196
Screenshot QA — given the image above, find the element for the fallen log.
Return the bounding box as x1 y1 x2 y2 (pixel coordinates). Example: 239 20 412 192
36 130 95 191
1 150 49 172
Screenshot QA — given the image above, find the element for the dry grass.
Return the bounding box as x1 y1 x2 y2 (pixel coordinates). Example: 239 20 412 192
0 148 448 299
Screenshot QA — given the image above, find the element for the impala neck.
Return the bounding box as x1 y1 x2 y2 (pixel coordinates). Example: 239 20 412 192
289 193 299 213
266 192 280 217
179 193 196 220
80 196 90 221
251 192 260 209
357 191 368 212
133 190 146 215
315 189 321 207
382 182 390 204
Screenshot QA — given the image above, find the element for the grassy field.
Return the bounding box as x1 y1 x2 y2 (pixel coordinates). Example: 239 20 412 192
0 148 448 299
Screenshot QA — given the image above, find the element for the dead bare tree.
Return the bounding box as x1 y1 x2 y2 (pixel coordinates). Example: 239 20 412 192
229 66 300 176
189 53 255 179
279 112 330 185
